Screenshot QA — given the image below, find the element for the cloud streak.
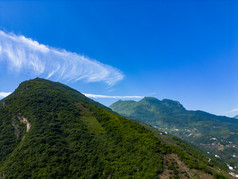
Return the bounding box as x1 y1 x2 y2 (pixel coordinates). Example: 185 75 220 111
83 93 144 99
0 91 143 100
231 108 238 112
0 30 123 85
220 107 238 117
0 92 11 98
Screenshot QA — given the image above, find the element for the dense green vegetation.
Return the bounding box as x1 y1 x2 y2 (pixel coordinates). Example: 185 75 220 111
110 97 238 174
0 78 230 178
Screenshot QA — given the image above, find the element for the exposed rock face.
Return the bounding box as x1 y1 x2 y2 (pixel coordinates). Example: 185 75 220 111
11 115 31 138
18 115 31 132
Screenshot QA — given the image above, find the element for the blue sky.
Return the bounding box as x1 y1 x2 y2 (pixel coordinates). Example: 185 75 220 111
0 1 238 117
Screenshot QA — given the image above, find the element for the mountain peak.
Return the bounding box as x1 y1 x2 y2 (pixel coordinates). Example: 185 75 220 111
141 96 160 102
138 97 185 110
161 99 185 110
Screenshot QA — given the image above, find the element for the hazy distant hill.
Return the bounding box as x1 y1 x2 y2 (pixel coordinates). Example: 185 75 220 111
234 115 238 119
110 97 238 174
0 78 231 178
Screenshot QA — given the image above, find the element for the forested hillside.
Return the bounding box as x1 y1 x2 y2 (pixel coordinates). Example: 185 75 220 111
110 97 238 175
0 78 231 178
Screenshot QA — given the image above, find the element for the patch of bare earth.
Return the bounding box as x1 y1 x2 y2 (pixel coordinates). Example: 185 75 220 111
218 145 224 151
18 115 31 132
11 115 31 140
158 154 213 179
75 102 92 115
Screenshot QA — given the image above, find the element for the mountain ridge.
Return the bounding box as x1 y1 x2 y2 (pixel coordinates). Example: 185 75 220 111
110 97 238 175
0 78 232 178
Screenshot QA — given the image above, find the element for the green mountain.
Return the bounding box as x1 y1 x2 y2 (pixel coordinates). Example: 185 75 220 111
110 97 238 175
0 78 231 178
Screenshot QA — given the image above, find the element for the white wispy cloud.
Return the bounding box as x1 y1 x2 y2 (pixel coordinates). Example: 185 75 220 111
220 107 238 117
0 92 11 98
0 30 124 85
83 93 144 99
231 108 238 112
0 91 142 100
0 91 142 101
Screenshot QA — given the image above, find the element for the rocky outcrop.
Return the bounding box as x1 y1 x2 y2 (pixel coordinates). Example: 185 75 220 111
18 115 31 132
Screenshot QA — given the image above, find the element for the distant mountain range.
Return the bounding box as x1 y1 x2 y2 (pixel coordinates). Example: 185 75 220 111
234 115 238 119
110 97 238 175
0 78 231 178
